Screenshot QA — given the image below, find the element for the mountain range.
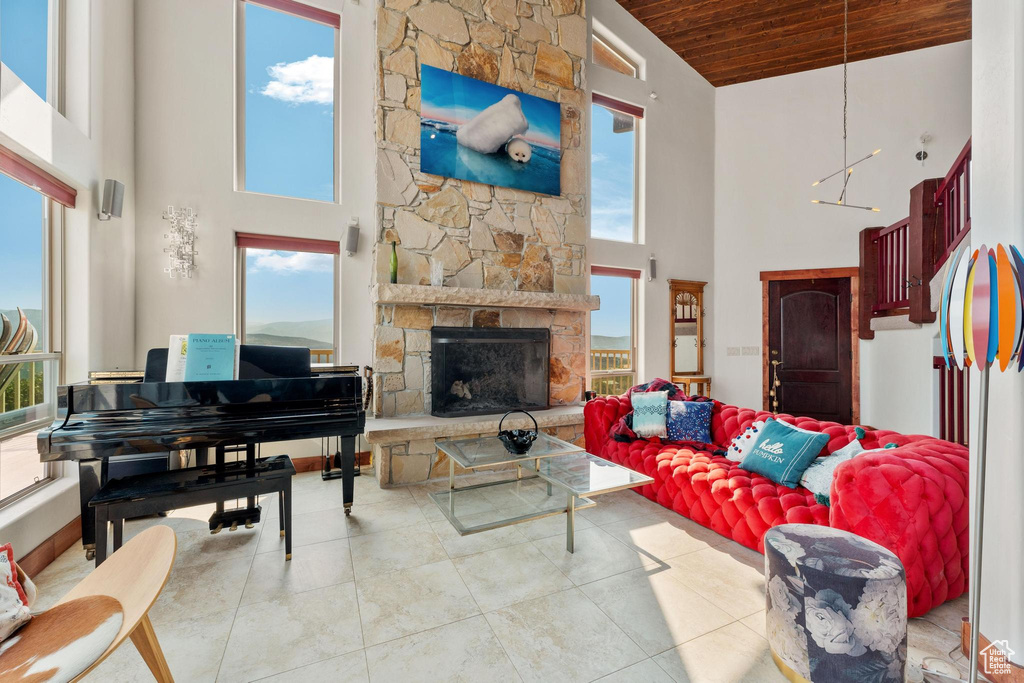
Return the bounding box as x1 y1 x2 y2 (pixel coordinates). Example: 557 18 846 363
246 319 333 348
591 334 631 350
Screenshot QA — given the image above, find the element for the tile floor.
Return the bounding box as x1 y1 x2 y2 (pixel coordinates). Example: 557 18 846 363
32 470 969 682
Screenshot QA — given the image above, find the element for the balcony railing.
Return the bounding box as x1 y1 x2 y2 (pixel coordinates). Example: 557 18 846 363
934 137 972 273
310 348 334 364
589 349 634 396
0 361 44 414
874 217 911 313
590 349 631 372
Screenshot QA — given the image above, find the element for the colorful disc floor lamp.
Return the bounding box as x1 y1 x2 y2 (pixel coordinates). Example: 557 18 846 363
939 242 1024 682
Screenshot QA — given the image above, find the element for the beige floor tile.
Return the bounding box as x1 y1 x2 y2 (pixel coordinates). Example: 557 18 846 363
164 525 262 570
349 523 448 579
364 615 520 682
578 490 662 526
452 542 573 612
595 658 675 682
921 594 968 634
241 538 354 606
485 588 646 683
602 511 727 563
85 608 235 682
908 614 965 680
580 566 734 656
148 555 251 626
218 582 363 682
533 527 651 586
666 544 766 619
513 509 595 541
254 649 369 682
342 499 428 538
31 545 94 612
353 476 415 506
429 515 529 559
356 559 481 646
652 621 785 683
256 507 350 554
739 610 766 639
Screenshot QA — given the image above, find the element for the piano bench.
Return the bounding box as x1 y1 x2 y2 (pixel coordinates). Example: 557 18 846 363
89 455 296 567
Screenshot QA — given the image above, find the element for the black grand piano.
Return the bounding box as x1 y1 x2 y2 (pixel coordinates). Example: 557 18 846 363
37 345 365 559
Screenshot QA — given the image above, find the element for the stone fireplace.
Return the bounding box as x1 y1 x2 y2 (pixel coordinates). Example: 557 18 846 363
431 327 550 418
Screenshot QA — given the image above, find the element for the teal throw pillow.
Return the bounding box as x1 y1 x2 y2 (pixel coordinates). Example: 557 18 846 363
738 419 830 488
798 437 865 505
631 391 668 438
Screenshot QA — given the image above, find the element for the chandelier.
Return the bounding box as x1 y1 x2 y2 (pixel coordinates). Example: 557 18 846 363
811 0 881 212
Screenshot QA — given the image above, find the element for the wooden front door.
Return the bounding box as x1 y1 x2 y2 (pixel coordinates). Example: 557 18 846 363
767 277 853 424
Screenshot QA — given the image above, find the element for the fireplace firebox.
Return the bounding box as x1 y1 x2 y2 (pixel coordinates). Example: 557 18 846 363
430 327 550 418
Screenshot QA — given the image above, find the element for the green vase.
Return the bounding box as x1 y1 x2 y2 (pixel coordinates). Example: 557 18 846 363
389 241 398 284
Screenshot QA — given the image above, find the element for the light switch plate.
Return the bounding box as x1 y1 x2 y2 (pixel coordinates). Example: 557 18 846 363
742 346 760 356
727 347 742 356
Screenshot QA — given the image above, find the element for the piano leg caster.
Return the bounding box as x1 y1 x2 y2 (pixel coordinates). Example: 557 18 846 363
285 553 292 561
85 548 96 561
211 523 223 535
245 520 254 529
280 530 285 537
344 503 352 516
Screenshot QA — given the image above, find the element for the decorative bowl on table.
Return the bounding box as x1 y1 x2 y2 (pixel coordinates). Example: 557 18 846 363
497 410 538 455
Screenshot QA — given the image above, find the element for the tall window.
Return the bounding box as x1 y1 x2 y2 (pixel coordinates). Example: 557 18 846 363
0 0 61 107
592 30 638 78
591 95 642 243
0 169 63 505
239 0 339 202
590 267 639 396
237 233 339 364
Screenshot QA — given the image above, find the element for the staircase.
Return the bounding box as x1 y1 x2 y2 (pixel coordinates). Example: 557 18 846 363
858 137 971 339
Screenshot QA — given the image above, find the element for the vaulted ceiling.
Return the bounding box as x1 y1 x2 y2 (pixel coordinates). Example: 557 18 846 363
614 0 972 87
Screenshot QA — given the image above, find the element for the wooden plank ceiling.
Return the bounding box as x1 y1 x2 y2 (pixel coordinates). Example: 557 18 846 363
613 0 972 87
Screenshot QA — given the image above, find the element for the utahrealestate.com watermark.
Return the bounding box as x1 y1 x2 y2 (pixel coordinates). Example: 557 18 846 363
980 640 1015 676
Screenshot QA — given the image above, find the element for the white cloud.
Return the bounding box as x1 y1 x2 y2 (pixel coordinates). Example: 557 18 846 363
249 249 333 274
260 55 334 105
591 152 609 164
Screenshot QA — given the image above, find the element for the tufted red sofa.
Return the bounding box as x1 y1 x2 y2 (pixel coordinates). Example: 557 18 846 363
584 394 970 617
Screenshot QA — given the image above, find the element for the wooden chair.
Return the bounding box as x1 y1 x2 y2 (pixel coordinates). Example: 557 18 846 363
0 525 177 682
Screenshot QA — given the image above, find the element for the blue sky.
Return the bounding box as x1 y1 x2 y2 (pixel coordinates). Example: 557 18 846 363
245 249 333 327
0 0 47 313
244 3 334 202
590 104 636 242
421 65 561 150
590 275 632 340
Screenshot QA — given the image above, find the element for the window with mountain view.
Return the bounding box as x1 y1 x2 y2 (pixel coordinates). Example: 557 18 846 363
239 235 338 364
0 172 59 505
240 0 338 202
590 269 638 396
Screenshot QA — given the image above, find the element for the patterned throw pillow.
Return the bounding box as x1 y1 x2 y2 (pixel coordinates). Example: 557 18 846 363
630 391 669 438
738 418 830 488
726 420 765 461
666 400 713 444
0 543 32 642
798 437 865 505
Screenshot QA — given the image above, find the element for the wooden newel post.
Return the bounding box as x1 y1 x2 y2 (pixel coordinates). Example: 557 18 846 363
908 178 942 324
858 227 882 340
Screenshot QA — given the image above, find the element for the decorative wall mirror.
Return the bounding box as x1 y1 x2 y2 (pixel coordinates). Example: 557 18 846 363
669 279 709 395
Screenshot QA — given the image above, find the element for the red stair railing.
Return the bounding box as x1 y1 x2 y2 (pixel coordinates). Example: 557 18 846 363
874 217 911 312
934 137 971 273
933 355 969 446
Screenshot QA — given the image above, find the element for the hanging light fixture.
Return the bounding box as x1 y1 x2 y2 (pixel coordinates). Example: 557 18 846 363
811 0 881 212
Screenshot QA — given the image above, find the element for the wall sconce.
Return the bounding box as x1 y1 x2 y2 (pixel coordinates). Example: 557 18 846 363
162 205 198 279
97 179 125 221
648 254 657 282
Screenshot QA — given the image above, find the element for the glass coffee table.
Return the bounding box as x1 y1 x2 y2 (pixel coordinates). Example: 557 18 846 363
430 433 653 552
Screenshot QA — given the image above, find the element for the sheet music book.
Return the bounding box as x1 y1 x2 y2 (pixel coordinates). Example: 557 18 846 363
165 335 188 382
183 334 238 381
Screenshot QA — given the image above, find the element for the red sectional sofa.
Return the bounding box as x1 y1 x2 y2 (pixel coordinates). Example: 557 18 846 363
584 394 970 617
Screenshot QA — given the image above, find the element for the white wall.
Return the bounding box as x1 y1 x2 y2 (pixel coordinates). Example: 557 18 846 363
712 41 972 434
0 0 137 557
133 0 375 370
587 0 716 383
972 1 1024 664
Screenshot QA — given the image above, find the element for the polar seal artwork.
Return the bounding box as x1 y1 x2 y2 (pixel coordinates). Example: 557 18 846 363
455 94 529 155
505 138 532 163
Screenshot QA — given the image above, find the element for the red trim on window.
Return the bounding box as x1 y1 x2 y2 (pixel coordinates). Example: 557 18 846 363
0 146 77 208
236 232 340 254
591 265 642 279
246 0 340 28
592 94 644 119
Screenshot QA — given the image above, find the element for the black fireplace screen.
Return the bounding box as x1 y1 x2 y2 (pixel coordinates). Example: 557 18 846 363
430 327 550 418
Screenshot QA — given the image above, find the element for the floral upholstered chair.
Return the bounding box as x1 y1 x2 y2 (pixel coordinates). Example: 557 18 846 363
764 524 907 682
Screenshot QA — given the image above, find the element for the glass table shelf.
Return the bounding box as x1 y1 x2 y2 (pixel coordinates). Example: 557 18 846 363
435 432 584 470
523 453 654 497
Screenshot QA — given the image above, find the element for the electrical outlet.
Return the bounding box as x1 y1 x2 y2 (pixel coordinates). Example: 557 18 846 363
742 346 760 356
727 347 742 356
